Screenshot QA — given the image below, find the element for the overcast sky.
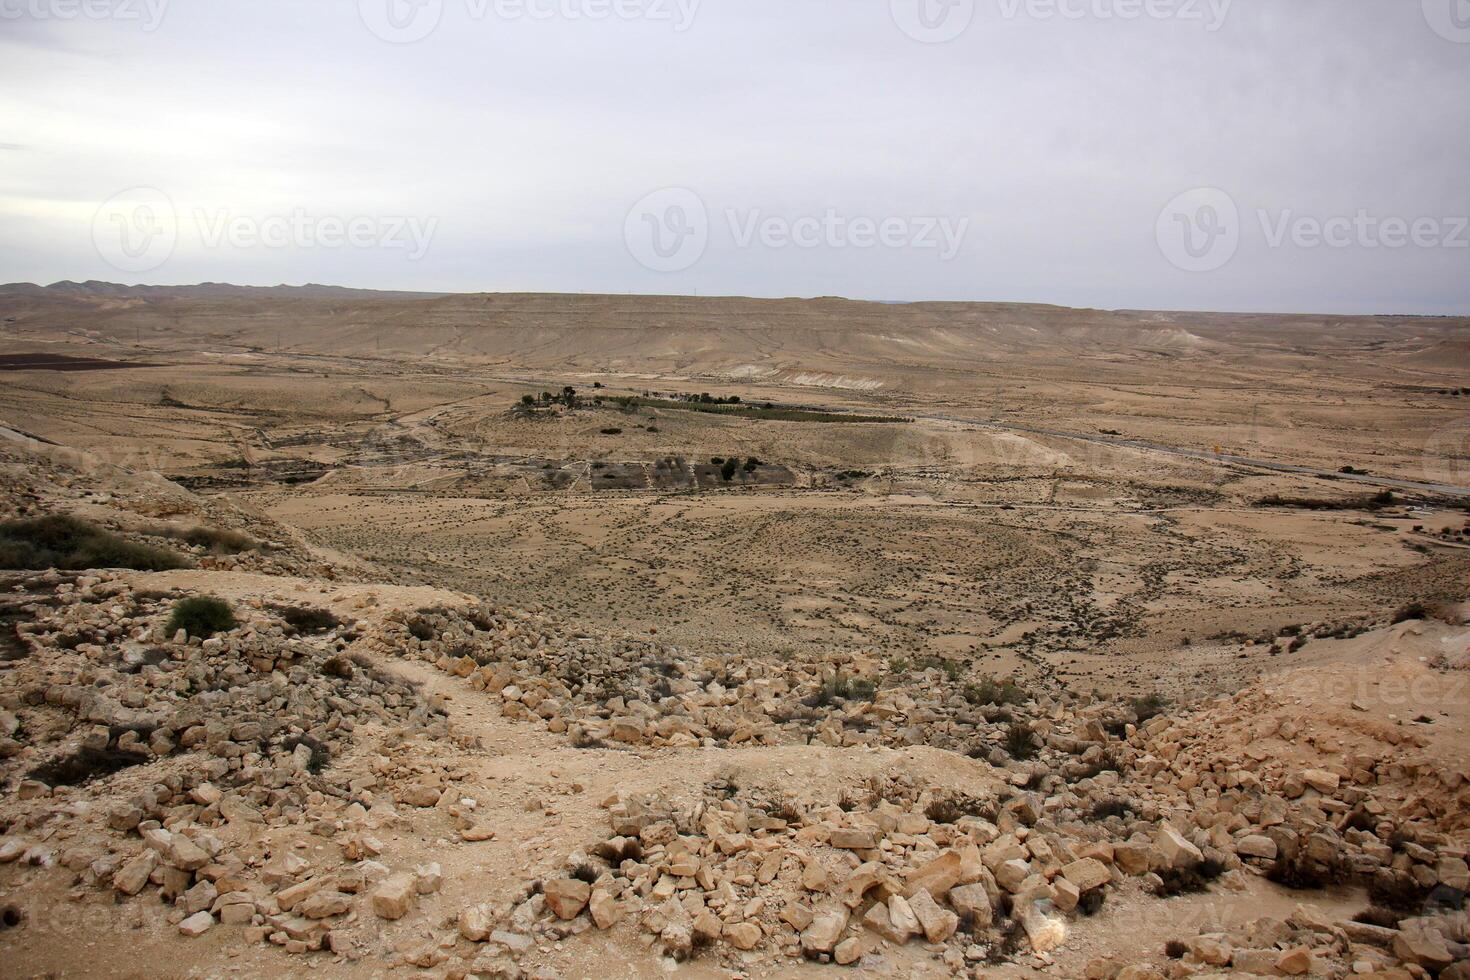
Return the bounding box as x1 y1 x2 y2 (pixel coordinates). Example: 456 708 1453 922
2 0 1467 313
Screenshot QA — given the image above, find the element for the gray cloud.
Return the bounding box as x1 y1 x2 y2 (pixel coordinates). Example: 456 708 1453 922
0 0 1466 314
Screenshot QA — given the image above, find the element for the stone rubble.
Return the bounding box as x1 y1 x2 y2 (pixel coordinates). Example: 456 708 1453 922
0 571 1465 977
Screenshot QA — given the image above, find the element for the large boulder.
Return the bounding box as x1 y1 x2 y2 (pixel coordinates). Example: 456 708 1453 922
543 878 590 920
1155 824 1203 869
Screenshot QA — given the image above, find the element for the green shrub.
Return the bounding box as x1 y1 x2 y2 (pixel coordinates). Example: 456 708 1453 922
144 523 258 554
166 596 236 638
1393 602 1440 625
175 525 257 554
321 656 354 679
720 459 738 481
913 656 965 682
270 604 341 635
1004 722 1038 760
965 676 1028 706
804 672 877 707
0 514 186 571
1130 693 1170 723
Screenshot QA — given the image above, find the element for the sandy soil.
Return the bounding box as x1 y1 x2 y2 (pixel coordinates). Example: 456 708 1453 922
2 284 1468 979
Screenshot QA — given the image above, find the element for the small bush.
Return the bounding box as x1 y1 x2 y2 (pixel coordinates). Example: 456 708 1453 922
764 799 802 825
983 917 1028 966
1391 601 1451 625
166 596 236 638
1077 888 1106 916
29 746 150 787
1130 693 1170 723
1268 848 1348 890
808 673 877 705
1088 799 1133 821
570 729 606 750
925 793 994 825
1004 723 1038 760
272 604 341 635
1155 858 1227 896
0 514 186 571
157 524 257 554
321 656 354 679
1352 906 1400 929
965 676 1028 706
282 734 329 774
1367 869 1433 910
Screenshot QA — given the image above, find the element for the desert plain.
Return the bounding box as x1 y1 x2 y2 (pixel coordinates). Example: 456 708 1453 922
0 282 1467 979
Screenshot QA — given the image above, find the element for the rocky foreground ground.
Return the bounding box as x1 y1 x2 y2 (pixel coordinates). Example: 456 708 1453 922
0 561 1466 979
1 435 1468 979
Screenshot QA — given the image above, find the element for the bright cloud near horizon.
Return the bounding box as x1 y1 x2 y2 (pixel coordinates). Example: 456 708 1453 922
1 0 1468 314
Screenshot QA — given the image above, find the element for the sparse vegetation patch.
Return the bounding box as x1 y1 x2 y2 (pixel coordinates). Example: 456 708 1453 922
0 514 187 571
166 595 237 639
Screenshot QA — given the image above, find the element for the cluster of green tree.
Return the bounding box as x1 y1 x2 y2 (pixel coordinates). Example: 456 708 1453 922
710 456 763 481
609 395 902 424
635 390 755 406
520 386 604 410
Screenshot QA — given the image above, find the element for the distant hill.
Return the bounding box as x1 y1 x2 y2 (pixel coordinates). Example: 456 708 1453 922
0 280 447 300
2 283 1467 388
